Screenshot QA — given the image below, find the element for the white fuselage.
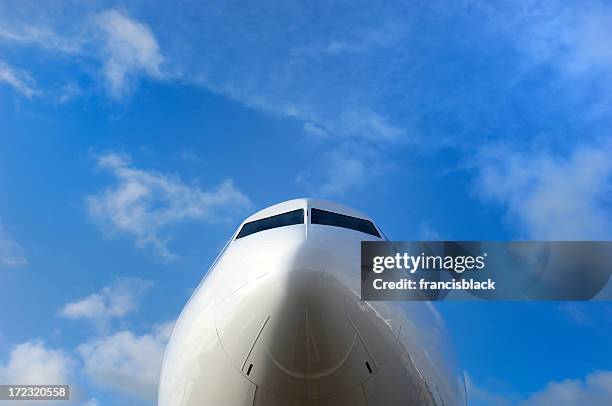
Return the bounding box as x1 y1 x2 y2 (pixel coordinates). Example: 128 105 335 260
158 199 466 405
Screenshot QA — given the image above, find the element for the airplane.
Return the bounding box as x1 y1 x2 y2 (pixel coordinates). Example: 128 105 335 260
158 198 466 405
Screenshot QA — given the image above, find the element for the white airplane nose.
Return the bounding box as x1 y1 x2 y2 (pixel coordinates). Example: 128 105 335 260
160 200 466 406
214 240 377 401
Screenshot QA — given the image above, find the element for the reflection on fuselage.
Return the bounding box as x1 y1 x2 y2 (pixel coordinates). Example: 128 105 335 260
158 199 466 406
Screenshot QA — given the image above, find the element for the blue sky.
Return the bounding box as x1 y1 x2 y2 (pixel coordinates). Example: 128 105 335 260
0 1 611 405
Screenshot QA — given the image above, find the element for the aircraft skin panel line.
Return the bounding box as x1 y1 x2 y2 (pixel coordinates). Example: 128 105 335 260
346 313 378 369
158 198 467 406
242 315 270 372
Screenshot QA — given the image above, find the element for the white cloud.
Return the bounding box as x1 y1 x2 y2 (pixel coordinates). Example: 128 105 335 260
302 121 329 138
466 2 612 81
516 3 612 78
520 371 612 406
419 222 442 240
56 82 81 104
559 303 592 326
298 153 367 196
0 221 28 268
475 142 612 239
0 4 410 193
339 109 406 142
297 144 393 196
0 340 74 385
77 322 173 401
290 22 407 59
465 373 513 406
468 370 612 406
300 109 406 143
82 399 99 406
1 8 163 100
178 149 203 163
0 24 81 53
86 152 251 260
59 278 152 326
0 61 38 98
95 9 164 99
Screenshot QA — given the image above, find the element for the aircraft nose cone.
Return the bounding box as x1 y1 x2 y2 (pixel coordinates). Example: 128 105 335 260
213 243 375 399
264 267 356 379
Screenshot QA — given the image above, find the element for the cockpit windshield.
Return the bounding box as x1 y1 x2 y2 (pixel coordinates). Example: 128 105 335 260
310 208 380 238
236 209 305 239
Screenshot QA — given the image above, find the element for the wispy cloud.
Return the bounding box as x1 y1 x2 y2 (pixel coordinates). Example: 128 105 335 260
95 9 164 99
296 144 391 197
56 82 81 104
297 110 406 196
468 370 612 406
2 1 611 197
0 24 82 53
0 340 74 386
521 370 612 406
59 278 152 328
297 150 367 196
157 4 413 192
0 221 28 268
474 141 612 239
558 303 612 326
559 303 592 326
77 321 173 401
86 152 251 260
513 2 612 80
465 373 514 406
59 278 173 401
337 109 406 142
419 222 442 240
1 8 164 100
0 61 38 98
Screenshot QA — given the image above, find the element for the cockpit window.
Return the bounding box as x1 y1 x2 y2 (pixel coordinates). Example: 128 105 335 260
236 209 305 239
310 208 380 238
